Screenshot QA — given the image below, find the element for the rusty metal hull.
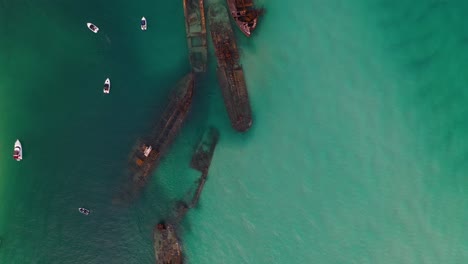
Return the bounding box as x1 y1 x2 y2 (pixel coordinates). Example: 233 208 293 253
130 74 194 183
208 4 253 132
116 74 195 204
153 223 184 264
183 0 208 72
226 0 260 37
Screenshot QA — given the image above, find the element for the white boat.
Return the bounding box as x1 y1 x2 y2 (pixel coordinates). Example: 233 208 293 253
143 145 152 157
13 139 22 161
103 78 110 94
141 17 147 30
78 208 90 215
87 22 99 33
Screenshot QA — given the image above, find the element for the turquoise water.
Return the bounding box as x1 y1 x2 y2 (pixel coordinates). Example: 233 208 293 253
1 0 467 263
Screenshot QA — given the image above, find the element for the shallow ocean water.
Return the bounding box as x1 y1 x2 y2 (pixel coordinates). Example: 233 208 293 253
0 0 467 263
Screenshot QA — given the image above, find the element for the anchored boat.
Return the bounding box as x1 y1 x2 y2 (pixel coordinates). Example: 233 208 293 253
86 22 99 33
78 208 90 215
103 78 110 94
141 17 147 30
143 145 152 157
13 139 22 161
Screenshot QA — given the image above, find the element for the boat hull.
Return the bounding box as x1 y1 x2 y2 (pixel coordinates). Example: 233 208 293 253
141 17 147 30
226 0 260 37
13 140 22 161
86 23 99 33
115 74 195 204
153 223 183 264
183 0 208 73
208 4 253 132
103 78 110 94
130 74 194 180
190 127 220 172
78 208 90 215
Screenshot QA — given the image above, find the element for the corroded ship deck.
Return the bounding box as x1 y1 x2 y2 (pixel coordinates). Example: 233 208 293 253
208 3 253 132
227 0 262 37
153 223 183 264
117 74 194 203
183 0 208 73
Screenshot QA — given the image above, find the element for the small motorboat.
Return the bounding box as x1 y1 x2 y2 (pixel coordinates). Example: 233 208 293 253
78 208 90 215
141 17 147 31
13 139 22 161
87 22 99 33
143 145 152 157
103 78 110 94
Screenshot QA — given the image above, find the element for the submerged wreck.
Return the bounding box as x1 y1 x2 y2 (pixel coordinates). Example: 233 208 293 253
153 127 220 264
153 222 184 264
190 127 220 206
208 3 253 132
130 73 194 184
227 0 263 37
183 0 208 73
116 74 194 203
